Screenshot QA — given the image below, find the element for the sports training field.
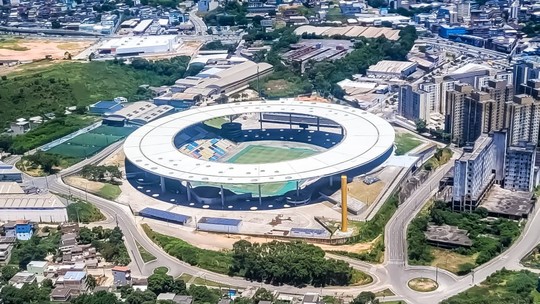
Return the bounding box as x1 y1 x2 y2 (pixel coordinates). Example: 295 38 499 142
226 145 317 164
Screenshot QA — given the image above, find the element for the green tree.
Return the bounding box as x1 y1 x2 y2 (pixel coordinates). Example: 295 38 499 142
253 288 274 303
351 292 379 304
148 272 176 294
125 290 157 304
1 266 19 282
71 291 122 304
86 274 97 290
415 119 427 133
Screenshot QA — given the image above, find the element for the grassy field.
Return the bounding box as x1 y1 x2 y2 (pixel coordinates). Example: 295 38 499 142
46 125 135 159
431 248 477 274
408 278 438 292
97 184 121 200
394 133 422 155
227 145 317 164
348 180 385 205
351 269 374 285
204 117 229 129
136 241 157 263
178 273 231 288
66 200 105 223
0 37 29 51
374 289 395 297
142 224 233 274
442 269 538 304
0 61 176 126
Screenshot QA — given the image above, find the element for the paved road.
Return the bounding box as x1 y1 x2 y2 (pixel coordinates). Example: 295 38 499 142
18 137 540 303
189 9 208 35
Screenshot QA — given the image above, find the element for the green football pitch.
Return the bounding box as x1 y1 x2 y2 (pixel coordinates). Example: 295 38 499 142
226 145 317 164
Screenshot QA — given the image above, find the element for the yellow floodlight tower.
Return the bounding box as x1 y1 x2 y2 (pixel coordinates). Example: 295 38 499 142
341 175 348 232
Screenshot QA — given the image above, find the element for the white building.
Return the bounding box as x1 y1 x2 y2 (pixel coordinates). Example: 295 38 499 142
367 60 417 79
98 35 180 56
0 182 68 222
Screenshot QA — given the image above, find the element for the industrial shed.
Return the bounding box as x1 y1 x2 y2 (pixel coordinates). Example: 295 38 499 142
0 183 68 222
0 162 23 183
138 208 191 225
197 217 242 233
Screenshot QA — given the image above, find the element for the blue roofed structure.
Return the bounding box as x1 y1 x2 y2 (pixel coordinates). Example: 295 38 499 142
197 217 242 233
63 271 86 281
89 100 123 115
139 208 191 225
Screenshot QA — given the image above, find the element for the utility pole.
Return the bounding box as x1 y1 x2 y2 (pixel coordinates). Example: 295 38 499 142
435 266 438 284
256 65 261 98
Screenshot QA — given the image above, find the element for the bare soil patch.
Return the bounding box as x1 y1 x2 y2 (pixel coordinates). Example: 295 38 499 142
0 38 95 61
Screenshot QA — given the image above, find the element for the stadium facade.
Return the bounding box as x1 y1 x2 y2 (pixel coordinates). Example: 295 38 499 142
124 100 395 209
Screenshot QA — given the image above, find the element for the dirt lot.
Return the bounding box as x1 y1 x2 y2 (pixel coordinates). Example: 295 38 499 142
0 37 96 61
348 180 385 205
64 175 104 193
101 149 125 168
430 247 478 274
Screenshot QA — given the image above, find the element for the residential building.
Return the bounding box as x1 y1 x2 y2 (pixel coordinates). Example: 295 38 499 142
513 59 540 95
112 266 131 286
302 293 322 304
9 271 36 288
27 261 49 276
57 271 88 295
452 134 504 212
445 83 481 146
339 1 363 15
478 79 513 134
398 85 429 121
445 80 513 147
505 142 537 192
157 293 194 304
4 220 33 240
506 94 540 146
197 0 218 12
0 243 13 265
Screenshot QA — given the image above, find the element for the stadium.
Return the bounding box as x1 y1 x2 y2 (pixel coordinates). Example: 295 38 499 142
123 100 395 210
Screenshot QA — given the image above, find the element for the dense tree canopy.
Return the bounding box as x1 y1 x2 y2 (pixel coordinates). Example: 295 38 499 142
230 240 353 286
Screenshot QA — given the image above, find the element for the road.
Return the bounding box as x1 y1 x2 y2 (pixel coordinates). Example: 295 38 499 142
189 8 208 35
18 132 540 303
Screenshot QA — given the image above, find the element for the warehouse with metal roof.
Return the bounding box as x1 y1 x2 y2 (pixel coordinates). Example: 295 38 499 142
0 183 67 222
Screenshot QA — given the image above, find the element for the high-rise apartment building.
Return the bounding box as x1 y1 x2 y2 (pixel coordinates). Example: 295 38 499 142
452 133 506 212
445 83 482 146
505 143 537 192
478 79 513 133
506 94 540 146
513 59 540 94
398 85 429 121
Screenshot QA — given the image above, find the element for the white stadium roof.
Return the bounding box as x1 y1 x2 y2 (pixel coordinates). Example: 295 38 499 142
124 100 395 184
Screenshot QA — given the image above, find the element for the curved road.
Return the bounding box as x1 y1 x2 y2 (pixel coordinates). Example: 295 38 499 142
23 140 540 303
